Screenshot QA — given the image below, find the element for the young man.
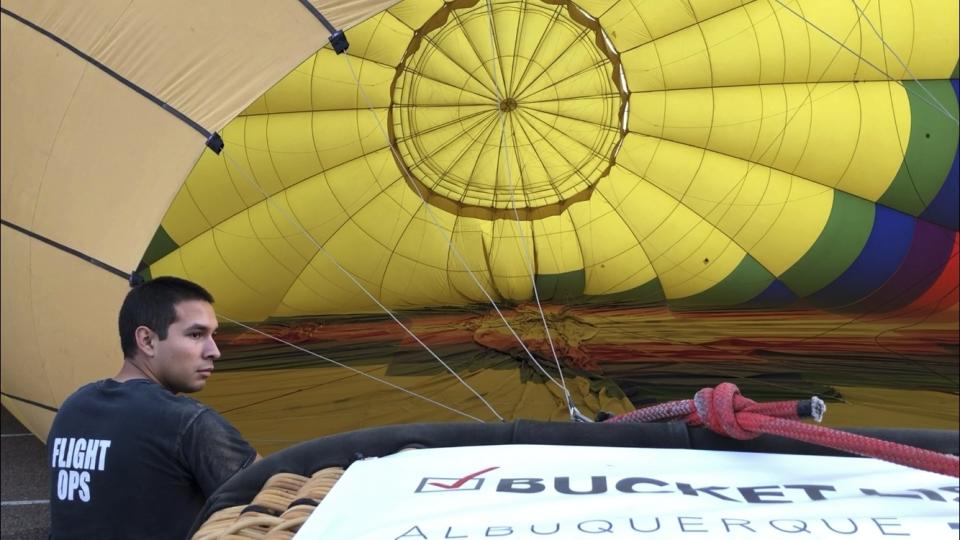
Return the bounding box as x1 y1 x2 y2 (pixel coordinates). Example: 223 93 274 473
48 276 259 539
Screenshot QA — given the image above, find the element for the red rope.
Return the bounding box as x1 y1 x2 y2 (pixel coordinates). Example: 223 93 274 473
604 382 959 478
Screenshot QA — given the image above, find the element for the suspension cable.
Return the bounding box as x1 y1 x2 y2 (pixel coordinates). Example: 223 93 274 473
482 0 578 420
774 0 957 124
847 0 958 123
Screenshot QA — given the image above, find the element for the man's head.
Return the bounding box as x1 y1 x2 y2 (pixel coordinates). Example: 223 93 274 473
118 276 220 393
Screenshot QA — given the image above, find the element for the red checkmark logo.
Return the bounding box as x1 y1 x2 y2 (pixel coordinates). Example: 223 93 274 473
427 466 500 489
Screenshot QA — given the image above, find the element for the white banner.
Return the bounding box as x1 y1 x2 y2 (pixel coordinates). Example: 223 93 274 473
295 445 959 539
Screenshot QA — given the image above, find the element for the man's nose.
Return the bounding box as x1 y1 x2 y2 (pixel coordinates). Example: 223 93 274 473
204 337 221 360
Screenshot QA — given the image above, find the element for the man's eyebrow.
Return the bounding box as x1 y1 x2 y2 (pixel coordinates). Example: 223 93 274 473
184 323 215 333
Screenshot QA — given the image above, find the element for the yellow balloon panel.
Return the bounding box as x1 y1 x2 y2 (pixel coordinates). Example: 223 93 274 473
585 241 657 296
488 220 536 301
282 227 393 314
597 164 682 242
350 181 422 246
504 9 567 89
153 232 287 322
699 7 764 88
221 204 315 271
243 56 316 116
449 218 500 302
380 256 459 308
312 109 391 171
163 107 362 247
162 154 238 246
595 160 747 299
746 179 834 277
521 56 606 105
643 213 747 300
616 134 700 199
285 173 353 245
567 192 633 264
621 0 958 92
585 255 659 297
531 213 586 276
526 96 618 127
344 12 415 67
245 51 395 114
528 113 613 175
615 134 833 276
324 148 402 221
832 84 911 200
325 224 397 288
798 0 958 80
565 187 656 295
258 113 328 189
397 49 498 104
225 118 288 200
588 0 748 52
400 105 497 176
160 156 415 318
627 82 909 199
388 0 443 29
694 165 812 267
488 10 521 75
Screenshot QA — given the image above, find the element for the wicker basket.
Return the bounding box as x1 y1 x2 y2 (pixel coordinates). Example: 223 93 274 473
192 467 344 539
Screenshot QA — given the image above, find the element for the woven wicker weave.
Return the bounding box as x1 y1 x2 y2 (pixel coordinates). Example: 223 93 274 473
192 467 344 540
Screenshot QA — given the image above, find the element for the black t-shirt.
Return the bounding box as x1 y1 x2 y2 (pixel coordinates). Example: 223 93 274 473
48 379 257 540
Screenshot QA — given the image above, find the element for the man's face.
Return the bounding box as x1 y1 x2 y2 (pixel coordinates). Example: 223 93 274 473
150 300 220 393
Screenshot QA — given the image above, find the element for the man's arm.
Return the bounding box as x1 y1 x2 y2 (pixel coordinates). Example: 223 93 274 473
179 408 260 497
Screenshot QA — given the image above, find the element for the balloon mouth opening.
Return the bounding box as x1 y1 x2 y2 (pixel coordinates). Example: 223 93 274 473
387 0 628 218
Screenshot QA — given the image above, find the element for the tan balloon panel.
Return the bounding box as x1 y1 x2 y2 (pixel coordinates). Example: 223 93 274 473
0 0 402 132
0 397 55 446
0 12 205 271
1 230 128 442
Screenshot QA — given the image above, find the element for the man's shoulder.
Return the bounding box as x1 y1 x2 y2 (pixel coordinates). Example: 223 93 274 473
57 380 109 409
141 384 210 417
57 379 209 418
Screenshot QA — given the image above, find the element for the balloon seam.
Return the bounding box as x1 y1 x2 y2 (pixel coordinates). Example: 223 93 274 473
0 219 132 283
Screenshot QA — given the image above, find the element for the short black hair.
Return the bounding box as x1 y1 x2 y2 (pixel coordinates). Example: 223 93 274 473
118 276 215 359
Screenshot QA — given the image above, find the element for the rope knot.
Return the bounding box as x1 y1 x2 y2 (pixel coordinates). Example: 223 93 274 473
602 382 958 477
693 383 757 440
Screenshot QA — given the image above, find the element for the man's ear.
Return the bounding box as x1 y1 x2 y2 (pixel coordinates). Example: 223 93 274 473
134 326 157 357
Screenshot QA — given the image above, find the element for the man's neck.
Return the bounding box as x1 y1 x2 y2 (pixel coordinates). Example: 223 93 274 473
113 359 155 384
